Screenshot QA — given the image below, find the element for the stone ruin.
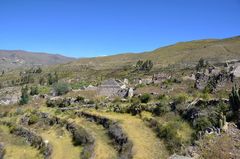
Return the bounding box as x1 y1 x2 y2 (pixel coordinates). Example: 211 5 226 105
152 73 171 84
195 63 234 90
98 79 133 98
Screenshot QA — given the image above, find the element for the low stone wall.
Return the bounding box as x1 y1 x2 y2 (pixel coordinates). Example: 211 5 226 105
0 121 52 159
77 111 133 159
30 112 95 159
66 122 95 159
0 143 5 159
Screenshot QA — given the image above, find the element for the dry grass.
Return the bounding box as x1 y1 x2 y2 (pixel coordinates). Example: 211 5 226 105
39 107 118 159
84 109 169 159
70 117 118 159
39 127 82 159
0 125 42 159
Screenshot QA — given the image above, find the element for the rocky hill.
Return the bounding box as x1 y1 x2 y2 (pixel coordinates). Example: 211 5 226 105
0 50 75 71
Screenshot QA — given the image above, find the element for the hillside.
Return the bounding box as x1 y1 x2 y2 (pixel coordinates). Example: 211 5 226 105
1 35 240 159
0 50 75 71
66 35 240 70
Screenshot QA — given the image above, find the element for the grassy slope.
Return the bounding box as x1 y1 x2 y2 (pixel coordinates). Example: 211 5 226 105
0 125 42 159
72 117 118 159
40 107 118 159
39 127 81 159
84 109 169 159
1 36 239 84
58 36 240 70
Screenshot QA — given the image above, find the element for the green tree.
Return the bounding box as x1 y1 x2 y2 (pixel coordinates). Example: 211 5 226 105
53 82 70 96
139 93 151 103
19 85 29 105
47 72 58 85
135 60 153 72
30 86 39 96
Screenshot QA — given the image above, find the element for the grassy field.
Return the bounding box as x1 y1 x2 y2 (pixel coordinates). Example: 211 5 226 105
83 109 169 159
0 125 42 159
39 107 118 159
71 117 118 159
40 127 82 159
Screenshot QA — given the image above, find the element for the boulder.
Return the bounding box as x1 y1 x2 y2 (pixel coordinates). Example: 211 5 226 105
128 88 134 98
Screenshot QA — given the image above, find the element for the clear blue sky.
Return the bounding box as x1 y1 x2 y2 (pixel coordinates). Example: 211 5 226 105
0 0 239 57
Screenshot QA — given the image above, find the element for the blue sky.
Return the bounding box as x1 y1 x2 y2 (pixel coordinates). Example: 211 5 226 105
0 0 239 57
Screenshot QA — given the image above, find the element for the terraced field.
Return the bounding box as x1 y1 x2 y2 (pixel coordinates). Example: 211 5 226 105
0 125 42 159
80 110 169 159
32 126 82 159
72 117 118 159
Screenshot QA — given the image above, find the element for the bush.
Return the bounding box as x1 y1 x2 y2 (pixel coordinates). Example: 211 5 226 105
127 103 143 115
75 96 85 103
153 103 171 116
46 98 71 108
135 60 153 72
30 86 39 96
53 82 70 96
193 116 212 131
174 93 189 104
47 72 58 85
140 93 151 103
157 116 193 153
28 114 39 125
19 86 29 105
108 104 128 113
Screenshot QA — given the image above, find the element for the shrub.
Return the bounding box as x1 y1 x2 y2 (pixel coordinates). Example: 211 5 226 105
19 86 29 105
153 103 171 116
75 96 85 103
130 97 140 104
38 86 51 94
128 103 143 115
140 93 151 103
157 116 194 153
47 72 58 85
28 114 39 125
193 116 212 131
30 86 39 96
174 93 189 104
135 60 153 72
46 98 71 108
53 82 70 96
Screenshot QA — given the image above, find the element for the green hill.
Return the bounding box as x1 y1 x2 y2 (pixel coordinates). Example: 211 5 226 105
65 35 240 70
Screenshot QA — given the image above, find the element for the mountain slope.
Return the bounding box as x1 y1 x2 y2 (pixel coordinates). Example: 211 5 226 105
0 50 75 71
66 35 240 70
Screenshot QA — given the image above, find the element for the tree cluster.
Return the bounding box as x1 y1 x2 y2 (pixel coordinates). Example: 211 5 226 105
135 60 153 72
196 58 209 72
